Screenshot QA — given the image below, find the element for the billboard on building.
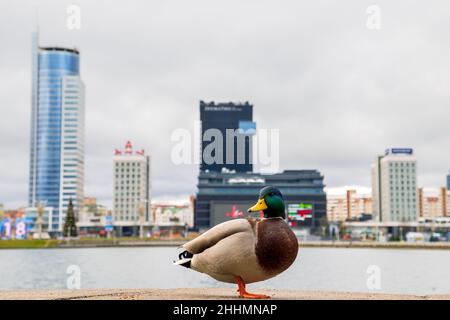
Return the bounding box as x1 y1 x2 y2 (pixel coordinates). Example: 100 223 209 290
287 203 314 227
210 201 316 227
210 202 258 226
104 215 113 232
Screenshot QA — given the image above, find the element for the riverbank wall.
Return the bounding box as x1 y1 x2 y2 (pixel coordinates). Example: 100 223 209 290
1 239 450 250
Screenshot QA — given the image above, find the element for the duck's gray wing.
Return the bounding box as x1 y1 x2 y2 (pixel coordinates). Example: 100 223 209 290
183 218 253 254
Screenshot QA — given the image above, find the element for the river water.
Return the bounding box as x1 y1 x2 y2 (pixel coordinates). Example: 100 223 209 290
0 247 448 294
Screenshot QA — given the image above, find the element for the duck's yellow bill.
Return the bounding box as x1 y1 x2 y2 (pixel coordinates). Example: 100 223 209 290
247 198 268 212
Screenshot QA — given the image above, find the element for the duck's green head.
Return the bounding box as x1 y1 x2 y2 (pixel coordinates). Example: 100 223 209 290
247 186 286 219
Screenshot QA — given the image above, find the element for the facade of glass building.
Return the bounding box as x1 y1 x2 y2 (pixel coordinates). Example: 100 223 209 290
28 32 85 233
195 170 327 231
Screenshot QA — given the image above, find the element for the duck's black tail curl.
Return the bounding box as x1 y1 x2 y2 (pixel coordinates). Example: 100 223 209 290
179 250 193 260
173 250 193 268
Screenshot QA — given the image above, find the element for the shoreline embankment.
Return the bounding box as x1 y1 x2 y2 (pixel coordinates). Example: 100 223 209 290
0 239 450 250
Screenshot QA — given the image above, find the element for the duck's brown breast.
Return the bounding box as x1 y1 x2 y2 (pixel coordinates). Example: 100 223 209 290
255 218 298 274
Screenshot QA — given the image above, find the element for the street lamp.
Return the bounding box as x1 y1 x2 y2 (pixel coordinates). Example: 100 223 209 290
138 199 149 239
36 200 47 240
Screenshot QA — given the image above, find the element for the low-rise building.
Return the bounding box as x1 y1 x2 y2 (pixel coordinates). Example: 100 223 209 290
78 197 109 224
24 206 53 234
151 202 193 227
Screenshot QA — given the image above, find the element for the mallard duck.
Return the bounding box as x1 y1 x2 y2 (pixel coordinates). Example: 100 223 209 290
174 186 298 299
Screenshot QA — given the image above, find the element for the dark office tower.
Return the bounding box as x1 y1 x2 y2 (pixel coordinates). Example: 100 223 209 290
200 101 255 173
447 172 450 191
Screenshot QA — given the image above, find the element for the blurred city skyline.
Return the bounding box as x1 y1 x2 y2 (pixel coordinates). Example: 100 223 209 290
1 0 450 209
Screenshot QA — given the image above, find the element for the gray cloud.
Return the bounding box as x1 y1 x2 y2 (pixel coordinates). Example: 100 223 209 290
1 0 450 209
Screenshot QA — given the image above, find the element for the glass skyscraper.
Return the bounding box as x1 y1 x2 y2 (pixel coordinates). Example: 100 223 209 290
28 32 85 233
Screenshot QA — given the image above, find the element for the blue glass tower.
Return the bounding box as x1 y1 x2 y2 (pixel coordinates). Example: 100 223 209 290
29 32 85 233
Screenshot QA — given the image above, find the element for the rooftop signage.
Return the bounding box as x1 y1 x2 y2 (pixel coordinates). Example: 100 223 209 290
203 106 243 112
114 141 145 156
385 148 413 155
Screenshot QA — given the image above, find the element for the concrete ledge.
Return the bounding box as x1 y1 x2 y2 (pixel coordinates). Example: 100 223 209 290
0 288 448 300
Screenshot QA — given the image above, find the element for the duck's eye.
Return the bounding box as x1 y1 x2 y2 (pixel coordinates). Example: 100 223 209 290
269 192 274 196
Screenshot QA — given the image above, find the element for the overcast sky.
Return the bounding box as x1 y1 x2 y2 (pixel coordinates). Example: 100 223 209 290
1 0 450 209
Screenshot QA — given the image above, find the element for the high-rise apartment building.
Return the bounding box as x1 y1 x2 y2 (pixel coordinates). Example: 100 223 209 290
327 189 373 222
418 187 449 218
447 172 450 191
28 32 85 232
371 148 418 222
113 141 150 226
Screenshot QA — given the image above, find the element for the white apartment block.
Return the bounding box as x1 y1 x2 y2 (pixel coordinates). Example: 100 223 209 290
327 190 373 222
372 148 418 222
113 141 150 224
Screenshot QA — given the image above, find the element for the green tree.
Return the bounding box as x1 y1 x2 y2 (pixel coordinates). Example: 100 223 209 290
63 198 78 238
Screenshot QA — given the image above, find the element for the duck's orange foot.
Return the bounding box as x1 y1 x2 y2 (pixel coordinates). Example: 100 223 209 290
239 292 270 299
234 276 270 299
